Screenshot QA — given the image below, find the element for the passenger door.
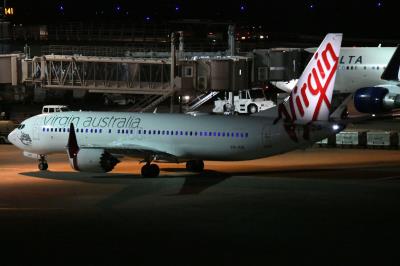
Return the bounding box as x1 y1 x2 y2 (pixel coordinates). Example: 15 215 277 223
32 120 40 141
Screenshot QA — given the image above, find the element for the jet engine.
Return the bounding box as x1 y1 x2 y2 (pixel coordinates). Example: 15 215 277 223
69 149 120 172
354 87 400 114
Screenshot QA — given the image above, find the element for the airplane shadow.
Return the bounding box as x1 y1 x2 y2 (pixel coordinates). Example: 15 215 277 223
20 169 231 209
19 164 397 210
20 168 231 195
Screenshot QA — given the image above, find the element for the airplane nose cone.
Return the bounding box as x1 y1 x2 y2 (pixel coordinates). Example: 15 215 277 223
7 130 16 145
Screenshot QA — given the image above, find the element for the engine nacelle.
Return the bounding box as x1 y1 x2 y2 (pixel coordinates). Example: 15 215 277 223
69 149 120 173
354 87 400 114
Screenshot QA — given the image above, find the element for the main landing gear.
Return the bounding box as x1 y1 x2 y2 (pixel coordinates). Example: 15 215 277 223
38 155 48 171
186 160 204 172
141 162 160 178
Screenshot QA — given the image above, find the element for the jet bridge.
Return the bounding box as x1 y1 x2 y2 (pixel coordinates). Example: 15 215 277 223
23 55 173 95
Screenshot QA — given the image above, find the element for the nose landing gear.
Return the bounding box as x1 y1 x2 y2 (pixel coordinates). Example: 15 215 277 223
38 155 48 171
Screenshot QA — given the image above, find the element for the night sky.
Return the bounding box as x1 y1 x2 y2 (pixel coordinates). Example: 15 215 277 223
4 0 398 38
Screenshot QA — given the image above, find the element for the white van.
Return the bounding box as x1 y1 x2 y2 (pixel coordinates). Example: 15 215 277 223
42 105 70 114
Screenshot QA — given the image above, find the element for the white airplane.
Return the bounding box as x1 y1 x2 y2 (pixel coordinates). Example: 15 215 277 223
8 33 347 178
273 45 400 114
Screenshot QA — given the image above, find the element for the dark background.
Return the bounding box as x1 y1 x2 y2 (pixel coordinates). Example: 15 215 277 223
4 0 398 38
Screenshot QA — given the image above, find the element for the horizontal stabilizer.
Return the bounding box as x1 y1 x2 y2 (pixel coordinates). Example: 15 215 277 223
381 45 400 81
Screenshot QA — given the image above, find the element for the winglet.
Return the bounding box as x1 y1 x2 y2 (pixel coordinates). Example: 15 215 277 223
381 45 400 81
67 123 79 159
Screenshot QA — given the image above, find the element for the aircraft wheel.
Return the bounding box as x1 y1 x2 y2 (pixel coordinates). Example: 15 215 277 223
38 162 48 171
141 163 160 178
186 160 204 172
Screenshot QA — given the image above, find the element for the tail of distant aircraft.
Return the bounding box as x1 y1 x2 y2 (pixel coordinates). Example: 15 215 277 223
254 33 342 123
381 45 400 81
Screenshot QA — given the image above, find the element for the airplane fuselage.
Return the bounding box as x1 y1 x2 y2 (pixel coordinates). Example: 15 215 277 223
8 111 337 162
334 47 397 93
276 47 397 94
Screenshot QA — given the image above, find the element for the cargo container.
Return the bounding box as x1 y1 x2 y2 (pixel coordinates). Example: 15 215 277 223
367 131 398 149
335 131 367 148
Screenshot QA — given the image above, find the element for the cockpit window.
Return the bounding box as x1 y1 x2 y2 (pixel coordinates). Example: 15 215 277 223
17 124 25 130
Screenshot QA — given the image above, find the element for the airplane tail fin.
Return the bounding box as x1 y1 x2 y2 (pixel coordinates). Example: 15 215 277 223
254 34 342 123
381 45 400 81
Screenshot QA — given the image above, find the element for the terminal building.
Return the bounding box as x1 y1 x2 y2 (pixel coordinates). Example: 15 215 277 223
1 19 311 116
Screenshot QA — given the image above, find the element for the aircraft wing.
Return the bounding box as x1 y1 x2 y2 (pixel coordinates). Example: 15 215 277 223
270 79 297 93
66 123 179 163
79 141 179 163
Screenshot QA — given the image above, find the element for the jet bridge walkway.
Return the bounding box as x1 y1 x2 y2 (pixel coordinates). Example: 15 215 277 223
24 55 173 95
